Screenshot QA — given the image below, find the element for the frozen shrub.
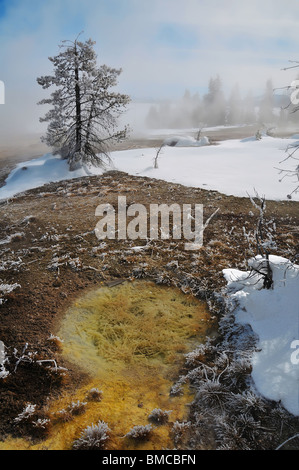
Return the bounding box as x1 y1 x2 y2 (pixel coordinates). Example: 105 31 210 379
184 340 216 367
32 418 52 438
0 366 9 379
55 400 87 423
215 413 250 450
67 400 87 416
33 418 51 430
195 379 228 410
171 421 192 447
227 390 267 415
125 424 153 440
55 408 73 423
14 403 37 424
148 408 172 425
86 388 103 402
169 376 187 396
73 420 111 450
0 283 21 305
14 403 52 438
215 412 263 450
47 334 64 348
10 232 25 242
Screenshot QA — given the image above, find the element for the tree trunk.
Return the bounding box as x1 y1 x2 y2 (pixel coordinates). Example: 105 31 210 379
74 43 82 154
84 97 95 156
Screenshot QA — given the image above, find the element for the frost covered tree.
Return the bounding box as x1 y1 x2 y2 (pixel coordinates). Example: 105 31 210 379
275 61 299 198
37 34 130 170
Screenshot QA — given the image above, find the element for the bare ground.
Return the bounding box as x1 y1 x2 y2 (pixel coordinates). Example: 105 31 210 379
0 128 298 449
0 166 298 447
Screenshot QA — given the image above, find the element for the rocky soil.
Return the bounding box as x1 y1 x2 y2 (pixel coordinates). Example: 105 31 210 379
0 167 298 446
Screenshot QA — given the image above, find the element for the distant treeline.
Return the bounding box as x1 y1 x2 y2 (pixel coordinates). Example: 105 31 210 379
145 75 295 130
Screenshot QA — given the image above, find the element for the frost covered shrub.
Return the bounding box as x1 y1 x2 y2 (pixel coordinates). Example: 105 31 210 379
169 376 187 396
67 400 87 416
148 408 172 425
31 417 52 439
226 391 268 415
47 334 64 349
195 379 228 410
171 421 192 448
55 408 73 423
125 424 153 440
33 418 51 431
14 403 52 439
14 403 37 424
184 340 216 367
0 365 9 380
0 282 21 305
215 413 263 450
73 420 111 450
86 388 103 402
55 400 87 423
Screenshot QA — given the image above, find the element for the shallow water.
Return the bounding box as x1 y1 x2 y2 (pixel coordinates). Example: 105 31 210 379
1 281 211 450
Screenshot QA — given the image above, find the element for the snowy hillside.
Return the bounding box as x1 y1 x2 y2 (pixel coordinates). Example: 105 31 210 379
0 133 298 202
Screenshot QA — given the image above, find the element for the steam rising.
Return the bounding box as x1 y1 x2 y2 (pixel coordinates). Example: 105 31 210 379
1 0 299 147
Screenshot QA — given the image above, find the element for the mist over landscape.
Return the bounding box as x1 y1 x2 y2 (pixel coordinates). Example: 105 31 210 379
1 0 299 148
0 0 299 454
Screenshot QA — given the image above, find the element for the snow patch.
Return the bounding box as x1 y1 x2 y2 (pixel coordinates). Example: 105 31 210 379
163 135 210 147
224 255 299 416
0 153 103 200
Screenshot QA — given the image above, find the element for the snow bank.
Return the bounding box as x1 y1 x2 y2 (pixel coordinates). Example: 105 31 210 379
163 135 210 147
223 255 299 416
0 153 103 200
0 135 298 201
110 135 299 201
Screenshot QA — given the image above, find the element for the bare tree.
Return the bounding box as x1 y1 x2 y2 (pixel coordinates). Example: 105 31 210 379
274 61 299 198
277 140 299 199
244 190 275 289
154 143 164 169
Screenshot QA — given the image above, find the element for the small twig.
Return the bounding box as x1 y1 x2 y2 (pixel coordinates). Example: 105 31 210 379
276 433 299 450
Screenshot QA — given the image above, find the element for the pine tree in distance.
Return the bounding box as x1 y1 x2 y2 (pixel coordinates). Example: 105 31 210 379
37 32 130 171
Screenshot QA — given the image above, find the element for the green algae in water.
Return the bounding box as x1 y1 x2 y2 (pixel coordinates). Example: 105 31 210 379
0 281 212 450
58 280 210 376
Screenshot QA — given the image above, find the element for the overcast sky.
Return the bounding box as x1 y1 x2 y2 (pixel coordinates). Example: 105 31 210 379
1 0 299 138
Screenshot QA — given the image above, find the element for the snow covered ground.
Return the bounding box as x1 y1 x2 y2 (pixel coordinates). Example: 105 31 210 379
109 134 299 201
0 133 298 201
224 256 299 416
0 153 102 200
